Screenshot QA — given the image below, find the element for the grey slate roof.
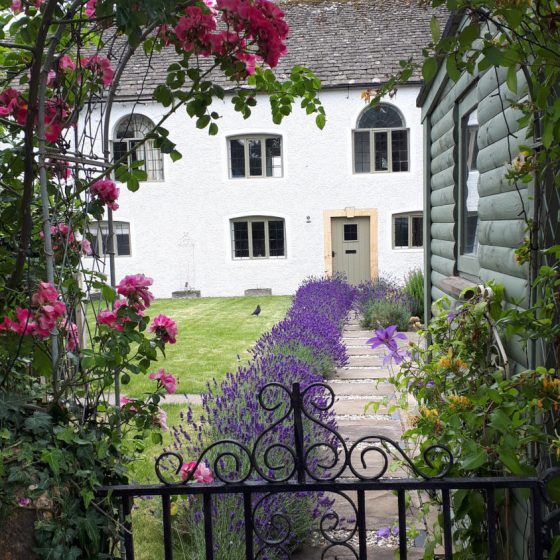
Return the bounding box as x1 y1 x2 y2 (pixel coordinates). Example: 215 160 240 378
115 0 448 99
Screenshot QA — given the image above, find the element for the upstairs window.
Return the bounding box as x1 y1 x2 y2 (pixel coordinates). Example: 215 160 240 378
112 114 164 181
228 135 282 178
393 213 423 249
231 217 285 259
88 221 131 257
353 104 409 173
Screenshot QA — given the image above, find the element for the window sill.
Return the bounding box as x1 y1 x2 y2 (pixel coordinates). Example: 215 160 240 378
353 171 411 176
392 247 423 251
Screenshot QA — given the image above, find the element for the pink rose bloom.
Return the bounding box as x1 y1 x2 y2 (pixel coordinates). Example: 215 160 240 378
61 319 78 352
35 301 66 338
149 314 178 344
96 308 121 331
120 396 138 413
85 0 96 17
89 179 119 211
117 274 154 310
149 368 177 394
81 238 92 255
180 461 213 483
32 281 60 306
0 308 37 336
81 55 114 86
10 0 22 12
154 408 168 430
59 55 76 72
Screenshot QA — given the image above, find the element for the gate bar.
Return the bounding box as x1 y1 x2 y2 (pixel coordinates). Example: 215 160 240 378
486 488 497 560
442 489 453 559
244 491 254 560
162 494 173 560
122 495 135 560
397 490 407 560
357 490 367 559
203 493 214 560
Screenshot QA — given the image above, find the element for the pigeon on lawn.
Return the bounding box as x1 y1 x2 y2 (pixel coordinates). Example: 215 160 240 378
251 304 261 317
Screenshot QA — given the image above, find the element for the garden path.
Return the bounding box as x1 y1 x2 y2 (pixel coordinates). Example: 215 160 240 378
296 314 425 559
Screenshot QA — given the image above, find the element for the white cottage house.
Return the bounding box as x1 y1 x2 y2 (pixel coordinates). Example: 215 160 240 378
86 1 445 298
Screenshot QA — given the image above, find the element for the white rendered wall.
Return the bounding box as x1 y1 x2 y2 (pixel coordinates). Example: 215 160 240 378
84 85 424 298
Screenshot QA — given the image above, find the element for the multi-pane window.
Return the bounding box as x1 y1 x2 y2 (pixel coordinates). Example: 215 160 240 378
231 217 285 259
393 213 423 249
112 115 164 181
353 104 409 173
88 221 131 257
462 110 480 256
228 136 282 178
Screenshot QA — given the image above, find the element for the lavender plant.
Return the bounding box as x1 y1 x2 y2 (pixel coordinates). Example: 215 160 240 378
168 277 355 558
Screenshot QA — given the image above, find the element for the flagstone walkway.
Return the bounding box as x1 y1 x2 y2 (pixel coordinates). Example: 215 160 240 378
296 314 424 559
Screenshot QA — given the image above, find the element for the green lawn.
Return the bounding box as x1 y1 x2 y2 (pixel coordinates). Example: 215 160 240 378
120 295 292 397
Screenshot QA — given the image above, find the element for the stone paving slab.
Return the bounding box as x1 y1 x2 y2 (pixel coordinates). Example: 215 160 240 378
344 356 385 367
344 346 384 357
328 381 396 397
334 368 389 381
333 399 390 416
336 419 402 443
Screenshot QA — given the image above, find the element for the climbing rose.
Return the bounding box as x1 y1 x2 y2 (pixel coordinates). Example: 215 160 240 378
61 319 79 352
0 308 37 336
85 0 96 17
149 314 178 344
81 55 114 86
32 281 61 307
149 368 177 394
117 274 154 310
96 308 120 331
120 396 138 413
180 461 213 483
59 55 76 72
154 408 168 430
90 179 119 211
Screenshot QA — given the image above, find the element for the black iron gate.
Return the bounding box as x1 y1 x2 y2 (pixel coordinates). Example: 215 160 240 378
99 382 560 559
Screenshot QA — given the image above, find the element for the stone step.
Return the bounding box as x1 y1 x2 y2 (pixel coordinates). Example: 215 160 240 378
328 380 395 397
344 324 371 332
344 346 384 357
333 399 391 416
343 329 376 337
344 356 385 367
335 368 391 381
336 418 403 444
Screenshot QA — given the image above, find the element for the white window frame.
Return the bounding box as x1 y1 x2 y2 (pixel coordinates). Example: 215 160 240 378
112 115 164 182
88 221 131 257
352 128 410 174
227 135 283 179
392 212 423 249
231 216 286 259
457 88 480 277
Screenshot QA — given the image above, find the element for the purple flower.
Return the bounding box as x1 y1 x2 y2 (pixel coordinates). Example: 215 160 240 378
17 497 30 507
383 348 408 367
447 311 456 322
377 526 391 538
427 381 435 388
367 325 407 352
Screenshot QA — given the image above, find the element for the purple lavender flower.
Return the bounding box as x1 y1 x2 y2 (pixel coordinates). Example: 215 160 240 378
377 527 391 539
367 325 407 352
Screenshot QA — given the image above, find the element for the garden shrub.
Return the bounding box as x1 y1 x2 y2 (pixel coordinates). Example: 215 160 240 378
356 277 412 331
168 277 355 558
403 268 424 319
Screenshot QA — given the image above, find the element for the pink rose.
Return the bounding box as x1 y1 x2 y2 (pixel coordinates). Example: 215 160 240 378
180 461 213 483
149 368 177 394
117 274 154 311
149 314 178 344
89 179 119 211
81 55 114 86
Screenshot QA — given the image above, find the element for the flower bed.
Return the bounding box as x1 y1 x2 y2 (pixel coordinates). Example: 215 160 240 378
356 276 414 331
168 276 355 558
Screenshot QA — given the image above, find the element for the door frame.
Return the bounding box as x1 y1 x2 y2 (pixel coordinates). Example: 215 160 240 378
323 208 378 280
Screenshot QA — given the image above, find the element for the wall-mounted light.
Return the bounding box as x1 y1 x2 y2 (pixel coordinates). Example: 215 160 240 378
306 215 311 223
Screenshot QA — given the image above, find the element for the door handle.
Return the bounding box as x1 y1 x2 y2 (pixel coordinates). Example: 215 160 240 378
332 251 336 257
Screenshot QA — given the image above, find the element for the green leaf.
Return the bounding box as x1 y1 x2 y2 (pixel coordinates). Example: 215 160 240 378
208 122 218 136
506 65 518 94
24 411 52 435
461 447 488 470
196 115 210 129
102 284 116 303
489 409 511 434
546 477 560 504
430 15 441 43
422 58 438 83
170 150 182 162
498 447 524 475
81 488 94 509
446 55 461 82
542 120 554 149
315 113 326 130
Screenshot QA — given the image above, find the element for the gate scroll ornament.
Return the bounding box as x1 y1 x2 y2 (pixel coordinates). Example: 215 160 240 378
100 382 560 560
